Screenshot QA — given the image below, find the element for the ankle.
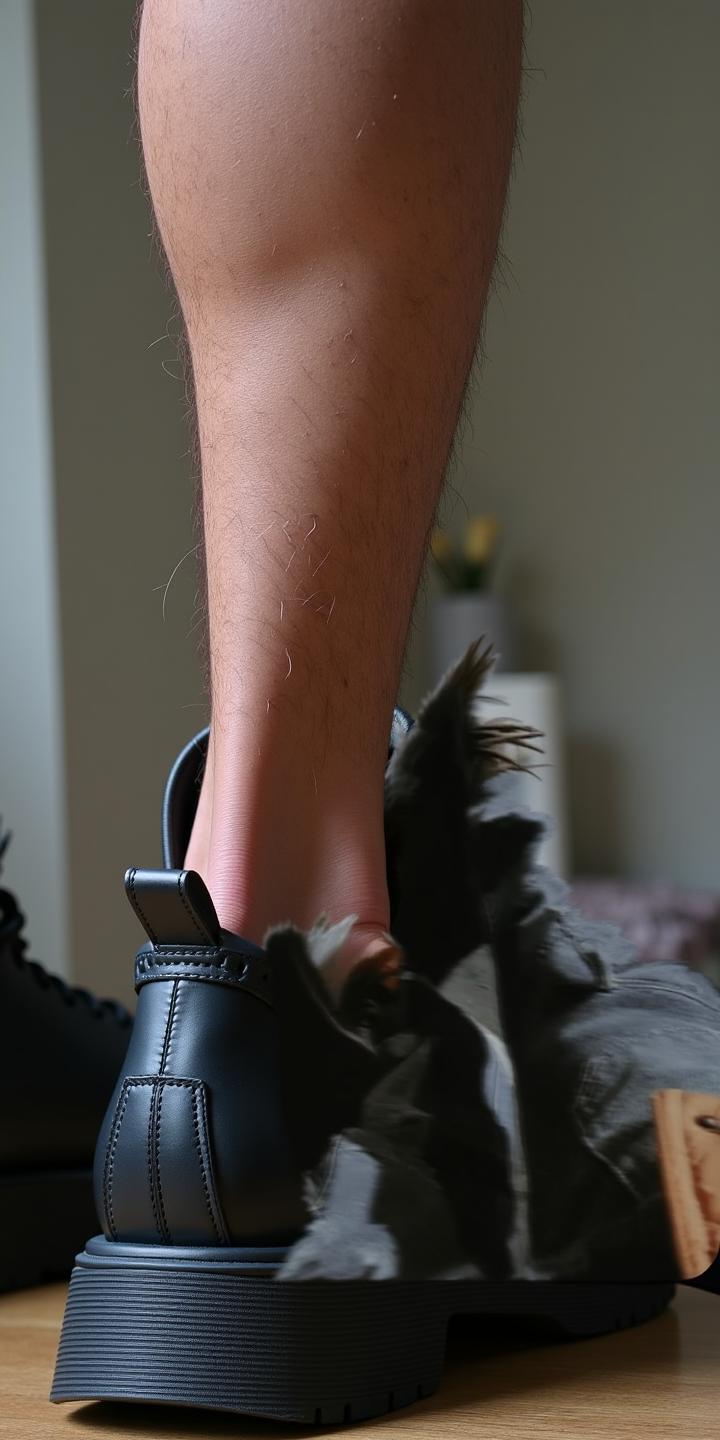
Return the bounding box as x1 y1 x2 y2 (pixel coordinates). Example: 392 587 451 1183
318 920 403 1002
186 737 393 973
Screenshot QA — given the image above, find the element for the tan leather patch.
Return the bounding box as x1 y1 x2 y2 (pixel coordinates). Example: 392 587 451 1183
654 1090 720 1279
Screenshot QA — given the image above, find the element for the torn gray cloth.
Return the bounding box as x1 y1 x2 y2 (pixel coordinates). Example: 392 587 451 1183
265 641 720 1283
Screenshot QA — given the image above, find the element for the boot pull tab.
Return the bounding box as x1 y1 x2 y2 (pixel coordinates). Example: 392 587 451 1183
124 867 221 947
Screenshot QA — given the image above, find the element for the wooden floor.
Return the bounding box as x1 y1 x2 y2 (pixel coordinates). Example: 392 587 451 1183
1 1283 717 1439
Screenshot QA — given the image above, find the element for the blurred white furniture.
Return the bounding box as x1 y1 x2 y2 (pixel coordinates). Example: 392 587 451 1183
473 672 569 878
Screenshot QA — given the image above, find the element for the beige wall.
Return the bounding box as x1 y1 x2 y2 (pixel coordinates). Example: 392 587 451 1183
1 1 68 976
36 0 203 999
448 0 720 885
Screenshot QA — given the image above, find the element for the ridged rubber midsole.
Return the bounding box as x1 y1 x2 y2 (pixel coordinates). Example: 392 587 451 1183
51 1244 676 1424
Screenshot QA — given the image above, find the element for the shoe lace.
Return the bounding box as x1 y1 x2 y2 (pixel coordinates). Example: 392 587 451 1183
0 828 132 1027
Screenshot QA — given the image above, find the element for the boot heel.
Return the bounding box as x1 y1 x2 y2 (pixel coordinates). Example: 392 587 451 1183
50 1242 675 1424
50 1246 446 1424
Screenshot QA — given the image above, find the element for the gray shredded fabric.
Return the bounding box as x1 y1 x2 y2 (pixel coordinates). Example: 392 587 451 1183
265 641 720 1283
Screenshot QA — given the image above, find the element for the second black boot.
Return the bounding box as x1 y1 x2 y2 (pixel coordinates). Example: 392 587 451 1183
0 833 132 1291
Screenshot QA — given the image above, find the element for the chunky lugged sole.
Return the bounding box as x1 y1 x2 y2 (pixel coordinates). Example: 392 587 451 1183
0 1171 98 1292
51 1238 675 1424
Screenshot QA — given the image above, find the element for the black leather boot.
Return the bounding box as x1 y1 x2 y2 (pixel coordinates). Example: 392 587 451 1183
51 681 676 1424
0 834 132 1291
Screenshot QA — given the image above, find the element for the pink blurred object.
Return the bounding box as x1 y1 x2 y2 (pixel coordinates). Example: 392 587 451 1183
570 878 720 976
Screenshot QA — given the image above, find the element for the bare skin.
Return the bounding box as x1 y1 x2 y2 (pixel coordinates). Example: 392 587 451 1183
137 0 522 990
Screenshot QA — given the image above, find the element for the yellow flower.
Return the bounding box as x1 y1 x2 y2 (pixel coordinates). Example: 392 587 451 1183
463 515 499 565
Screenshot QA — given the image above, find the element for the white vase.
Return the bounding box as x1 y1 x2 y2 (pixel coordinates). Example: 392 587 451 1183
430 592 517 684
